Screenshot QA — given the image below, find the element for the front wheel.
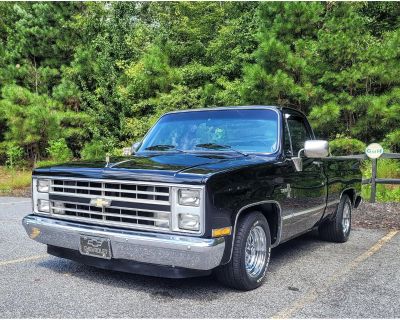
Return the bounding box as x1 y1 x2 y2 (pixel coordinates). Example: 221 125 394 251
214 212 271 291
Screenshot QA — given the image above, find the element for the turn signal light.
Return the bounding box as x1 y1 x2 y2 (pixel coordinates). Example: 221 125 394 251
212 226 232 238
29 227 41 239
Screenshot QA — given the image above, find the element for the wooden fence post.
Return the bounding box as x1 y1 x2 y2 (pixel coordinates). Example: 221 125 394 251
370 158 377 203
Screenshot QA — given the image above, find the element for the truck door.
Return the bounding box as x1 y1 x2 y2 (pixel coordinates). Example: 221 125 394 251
281 111 327 239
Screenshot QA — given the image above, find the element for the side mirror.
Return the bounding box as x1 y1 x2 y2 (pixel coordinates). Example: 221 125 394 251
304 140 329 158
291 140 329 172
131 141 141 154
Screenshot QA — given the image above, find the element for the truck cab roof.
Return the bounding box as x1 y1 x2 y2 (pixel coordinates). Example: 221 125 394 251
164 105 308 118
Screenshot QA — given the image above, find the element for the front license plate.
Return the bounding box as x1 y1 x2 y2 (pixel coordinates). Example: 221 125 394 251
79 235 112 259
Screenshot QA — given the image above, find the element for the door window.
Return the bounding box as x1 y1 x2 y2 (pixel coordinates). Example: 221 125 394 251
286 115 312 155
283 121 293 156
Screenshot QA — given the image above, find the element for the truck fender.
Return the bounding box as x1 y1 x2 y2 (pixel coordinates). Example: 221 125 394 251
228 200 282 262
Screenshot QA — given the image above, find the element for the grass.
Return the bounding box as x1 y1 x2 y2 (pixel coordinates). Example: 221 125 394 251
0 166 32 195
361 159 400 202
0 160 63 195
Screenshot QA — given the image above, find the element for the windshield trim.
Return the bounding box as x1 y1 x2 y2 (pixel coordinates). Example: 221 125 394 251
137 107 282 156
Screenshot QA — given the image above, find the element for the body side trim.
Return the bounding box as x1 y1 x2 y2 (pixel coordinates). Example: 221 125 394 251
326 200 340 207
282 203 326 220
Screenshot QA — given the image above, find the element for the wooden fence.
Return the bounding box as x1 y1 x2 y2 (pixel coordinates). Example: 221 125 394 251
334 153 400 203
362 153 400 203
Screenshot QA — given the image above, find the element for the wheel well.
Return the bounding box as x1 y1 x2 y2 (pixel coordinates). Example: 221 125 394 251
342 188 356 206
238 203 280 246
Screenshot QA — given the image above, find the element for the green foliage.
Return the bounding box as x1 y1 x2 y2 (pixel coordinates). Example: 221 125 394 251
309 103 341 138
362 159 400 180
0 85 61 160
46 139 72 162
330 136 366 155
362 183 400 202
0 1 400 175
0 166 31 193
242 2 400 145
383 129 400 153
5 143 24 169
361 159 400 202
80 138 119 160
34 159 63 168
80 141 108 161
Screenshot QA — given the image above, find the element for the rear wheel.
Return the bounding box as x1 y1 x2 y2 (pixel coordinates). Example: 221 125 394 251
214 212 271 291
319 195 352 242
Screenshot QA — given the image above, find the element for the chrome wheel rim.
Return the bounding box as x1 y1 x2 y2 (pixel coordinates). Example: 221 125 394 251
245 225 267 278
342 203 351 234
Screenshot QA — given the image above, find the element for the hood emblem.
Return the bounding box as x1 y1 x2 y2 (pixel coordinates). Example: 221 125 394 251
90 198 111 208
105 153 110 168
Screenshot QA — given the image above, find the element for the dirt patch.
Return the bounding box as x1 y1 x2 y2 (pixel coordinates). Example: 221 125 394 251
0 187 31 197
353 202 400 230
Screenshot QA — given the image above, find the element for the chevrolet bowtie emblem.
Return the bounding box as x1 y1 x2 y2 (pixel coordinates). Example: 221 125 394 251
90 198 111 208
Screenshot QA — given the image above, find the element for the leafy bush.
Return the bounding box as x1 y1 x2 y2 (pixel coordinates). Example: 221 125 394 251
329 136 366 156
46 139 73 162
361 159 400 202
80 138 119 160
5 143 24 169
383 129 400 153
362 184 400 202
362 159 400 179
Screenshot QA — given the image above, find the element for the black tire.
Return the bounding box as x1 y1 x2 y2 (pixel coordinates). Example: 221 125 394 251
319 195 352 243
214 211 271 291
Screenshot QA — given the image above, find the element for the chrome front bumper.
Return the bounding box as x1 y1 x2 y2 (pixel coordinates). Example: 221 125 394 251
22 215 225 270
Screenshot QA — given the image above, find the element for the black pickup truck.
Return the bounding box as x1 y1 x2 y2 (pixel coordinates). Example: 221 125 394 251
23 106 362 290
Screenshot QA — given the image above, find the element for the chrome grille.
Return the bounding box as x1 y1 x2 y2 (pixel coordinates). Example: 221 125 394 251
51 179 170 202
48 179 171 231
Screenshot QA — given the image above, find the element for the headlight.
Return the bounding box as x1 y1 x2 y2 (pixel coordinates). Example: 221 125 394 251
37 179 50 193
52 201 65 214
170 186 203 234
154 212 169 228
178 189 200 207
37 199 50 213
32 178 49 215
178 213 200 231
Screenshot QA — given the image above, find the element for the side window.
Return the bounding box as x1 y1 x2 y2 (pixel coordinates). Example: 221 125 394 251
283 120 292 156
286 115 312 155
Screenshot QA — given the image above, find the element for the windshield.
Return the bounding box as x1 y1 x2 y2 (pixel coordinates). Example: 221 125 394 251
138 109 279 154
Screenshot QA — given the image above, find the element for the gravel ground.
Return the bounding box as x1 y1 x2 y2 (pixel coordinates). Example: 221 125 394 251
353 202 400 230
0 197 399 318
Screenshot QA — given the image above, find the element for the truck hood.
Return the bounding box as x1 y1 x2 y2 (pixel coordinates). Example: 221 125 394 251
33 152 277 184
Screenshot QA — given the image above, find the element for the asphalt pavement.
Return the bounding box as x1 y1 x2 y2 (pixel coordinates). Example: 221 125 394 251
0 197 399 318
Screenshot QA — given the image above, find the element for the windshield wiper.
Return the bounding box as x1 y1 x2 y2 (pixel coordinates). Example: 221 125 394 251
145 144 184 152
195 143 248 156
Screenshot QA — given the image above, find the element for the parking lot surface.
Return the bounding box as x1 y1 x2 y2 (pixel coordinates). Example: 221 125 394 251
1 197 399 318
